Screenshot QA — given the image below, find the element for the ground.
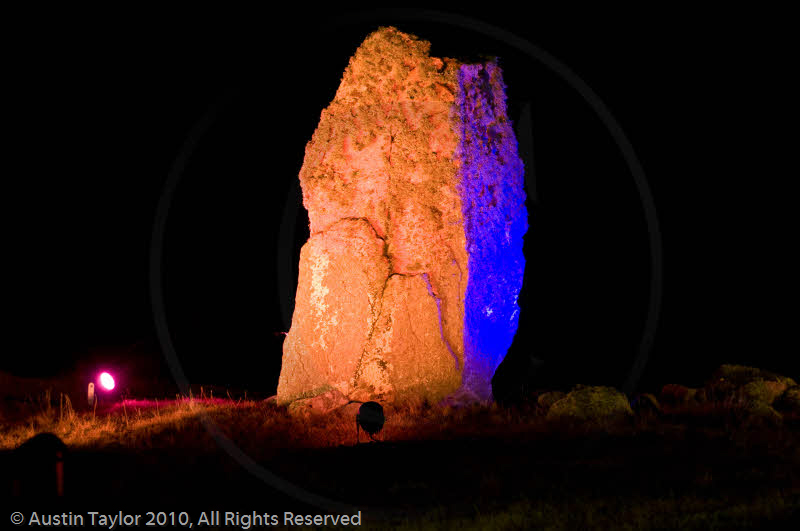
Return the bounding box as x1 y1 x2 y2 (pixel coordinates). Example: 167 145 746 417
1 385 799 529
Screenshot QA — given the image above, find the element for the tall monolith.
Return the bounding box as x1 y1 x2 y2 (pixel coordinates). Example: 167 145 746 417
277 26 527 405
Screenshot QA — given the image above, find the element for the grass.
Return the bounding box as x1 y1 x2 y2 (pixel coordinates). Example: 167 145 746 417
393 491 799 530
2 388 799 529
1 391 540 453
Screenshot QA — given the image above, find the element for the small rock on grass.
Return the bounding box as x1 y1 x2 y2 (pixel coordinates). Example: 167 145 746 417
546 385 633 425
705 364 796 404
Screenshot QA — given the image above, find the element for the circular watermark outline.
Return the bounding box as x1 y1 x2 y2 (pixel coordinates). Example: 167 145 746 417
150 7 663 519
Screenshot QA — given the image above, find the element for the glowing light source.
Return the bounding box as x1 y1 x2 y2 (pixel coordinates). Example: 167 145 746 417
99 372 115 391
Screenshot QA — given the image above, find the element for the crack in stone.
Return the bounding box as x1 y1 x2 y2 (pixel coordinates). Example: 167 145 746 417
386 126 395 274
310 215 398 276
351 272 395 390
421 272 460 371
444 241 464 285
310 214 398 395
311 216 385 242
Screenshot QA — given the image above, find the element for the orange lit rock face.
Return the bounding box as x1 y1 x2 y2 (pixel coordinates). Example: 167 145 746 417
278 27 526 405
278 218 389 400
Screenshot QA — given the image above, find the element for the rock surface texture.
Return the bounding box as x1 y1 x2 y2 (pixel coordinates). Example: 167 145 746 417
546 385 634 425
277 27 527 405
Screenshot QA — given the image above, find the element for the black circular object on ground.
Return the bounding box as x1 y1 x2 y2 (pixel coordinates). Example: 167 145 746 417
357 402 385 435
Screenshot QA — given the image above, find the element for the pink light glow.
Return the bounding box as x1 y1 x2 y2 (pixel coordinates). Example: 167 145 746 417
99 372 115 391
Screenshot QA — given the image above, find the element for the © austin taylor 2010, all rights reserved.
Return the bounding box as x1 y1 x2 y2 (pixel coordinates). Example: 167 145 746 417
15 510 363 528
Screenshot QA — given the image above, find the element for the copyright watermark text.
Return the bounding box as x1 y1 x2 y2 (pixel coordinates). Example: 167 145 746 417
9 510 362 528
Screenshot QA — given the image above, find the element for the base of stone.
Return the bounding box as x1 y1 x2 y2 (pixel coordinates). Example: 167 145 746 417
286 388 350 417
439 388 490 408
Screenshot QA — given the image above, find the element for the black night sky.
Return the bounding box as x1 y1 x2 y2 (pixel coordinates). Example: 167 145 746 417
5 9 796 398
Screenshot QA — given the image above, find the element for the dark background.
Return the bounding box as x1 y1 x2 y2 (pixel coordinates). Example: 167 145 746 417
5 9 796 397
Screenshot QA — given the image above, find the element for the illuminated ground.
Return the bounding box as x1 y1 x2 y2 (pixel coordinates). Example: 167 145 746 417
1 390 799 529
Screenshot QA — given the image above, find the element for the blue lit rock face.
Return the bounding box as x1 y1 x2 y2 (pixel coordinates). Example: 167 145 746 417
456 63 528 400
278 27 526 406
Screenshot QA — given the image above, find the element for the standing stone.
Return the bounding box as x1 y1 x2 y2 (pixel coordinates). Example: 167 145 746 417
278 26 527 405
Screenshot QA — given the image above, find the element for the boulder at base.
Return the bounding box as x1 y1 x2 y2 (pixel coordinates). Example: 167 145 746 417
546 385 633 425
705 364 796 406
